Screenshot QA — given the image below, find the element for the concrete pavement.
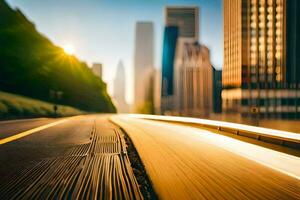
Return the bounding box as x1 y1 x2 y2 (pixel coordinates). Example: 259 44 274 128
111 115 300 200
1 114 300 199
0 115 142 199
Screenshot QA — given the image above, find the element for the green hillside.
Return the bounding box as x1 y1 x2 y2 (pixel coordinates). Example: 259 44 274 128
0 0 116 113
0 91 83 119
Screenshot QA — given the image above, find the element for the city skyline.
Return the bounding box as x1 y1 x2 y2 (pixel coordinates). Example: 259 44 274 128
6 0 222 104
1 1 300 198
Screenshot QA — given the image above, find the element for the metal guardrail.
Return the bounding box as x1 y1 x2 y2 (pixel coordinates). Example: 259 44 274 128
128 114 300 150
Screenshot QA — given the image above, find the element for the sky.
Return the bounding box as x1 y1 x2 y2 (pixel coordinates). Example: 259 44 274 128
6 0 223 104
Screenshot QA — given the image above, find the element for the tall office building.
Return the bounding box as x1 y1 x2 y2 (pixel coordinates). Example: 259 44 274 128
161 6 214 116
286 0 300 85
133 22 154 112
213 68 222 113
92 63 102 79
113 61 128 113
223 0 300 118
162 26 178 97
175 43 213 117
161 26 179 112
165 6 199 41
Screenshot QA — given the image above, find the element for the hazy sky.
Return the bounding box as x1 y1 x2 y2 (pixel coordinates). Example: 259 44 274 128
6 0 223 104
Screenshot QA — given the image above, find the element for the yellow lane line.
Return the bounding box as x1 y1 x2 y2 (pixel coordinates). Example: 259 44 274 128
0 117 77 145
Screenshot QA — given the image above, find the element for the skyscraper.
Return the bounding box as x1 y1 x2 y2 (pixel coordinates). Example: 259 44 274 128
286 0 300 85
161 26 179 113
213 68 222 113
161 26 178 97
133 22 154 112
165 6 199 41
175 43 213 117
113 61 128 113
161 6 214 117
223 0 300 118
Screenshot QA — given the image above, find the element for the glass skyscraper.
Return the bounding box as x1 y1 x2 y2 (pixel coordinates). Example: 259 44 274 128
223 0 300 118
165 7 199 40
161 26 178 97
161 6 199 114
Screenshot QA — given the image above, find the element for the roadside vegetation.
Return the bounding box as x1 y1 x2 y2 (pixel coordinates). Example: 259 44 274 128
0 0 116 113
0 91 84 119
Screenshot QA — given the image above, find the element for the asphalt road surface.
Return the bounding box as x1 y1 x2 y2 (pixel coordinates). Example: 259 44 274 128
0 114 300 200
0 115 142 199
111 115 300 200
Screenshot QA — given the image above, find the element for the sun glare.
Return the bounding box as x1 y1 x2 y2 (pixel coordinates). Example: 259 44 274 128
63 44 75 55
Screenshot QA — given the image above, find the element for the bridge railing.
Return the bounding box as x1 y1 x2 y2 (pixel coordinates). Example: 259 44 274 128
128 114 300 150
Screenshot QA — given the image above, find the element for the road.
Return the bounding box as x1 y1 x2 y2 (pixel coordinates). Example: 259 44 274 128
111 115 300 200
0 114 299 199
0 115 142 199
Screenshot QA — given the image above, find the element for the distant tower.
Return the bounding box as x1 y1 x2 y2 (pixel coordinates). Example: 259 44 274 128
92 63 102 79
161 26 179 113
162 6 214 117
134 21 154 112
113 61 128 113
213 68 222 114
161 26 178 97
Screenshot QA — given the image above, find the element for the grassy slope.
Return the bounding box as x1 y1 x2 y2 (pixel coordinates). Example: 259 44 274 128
0 0 116 113
0 91 84 119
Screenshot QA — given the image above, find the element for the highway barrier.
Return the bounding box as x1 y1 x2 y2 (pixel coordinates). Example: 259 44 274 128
128 114 300 150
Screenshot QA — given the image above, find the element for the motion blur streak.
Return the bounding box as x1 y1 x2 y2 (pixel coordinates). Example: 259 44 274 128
111 115 300 200
182 125 300 180
128 114 300 180
129 114 300 141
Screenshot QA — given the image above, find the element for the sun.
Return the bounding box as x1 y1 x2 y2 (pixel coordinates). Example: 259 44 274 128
63 44 75 55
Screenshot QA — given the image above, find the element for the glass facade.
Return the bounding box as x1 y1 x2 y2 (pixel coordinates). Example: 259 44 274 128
161 26 179 97
223 0 285 88
223 0 300 119
165 7 199 40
